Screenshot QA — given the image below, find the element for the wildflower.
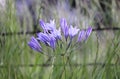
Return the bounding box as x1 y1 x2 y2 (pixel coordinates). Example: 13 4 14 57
37 33 50 45
69 25 79 39
52 28 61 40
28 18 92 55
60 18 69 40
39 19 56 33
77 27 92 42
77 30 86 42
46 20 56 31
37 32 56 49
28 36 42 52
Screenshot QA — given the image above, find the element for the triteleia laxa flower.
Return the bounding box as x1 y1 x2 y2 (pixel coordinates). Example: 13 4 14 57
69 25 79 39
28 36 42 52
77 30 86 42
52 28 61 40
37 33 50 45
39 19 56 33
60 18 69 40
37 32 56 49
28 18 92 55
77 27 92 42
45 20 56 31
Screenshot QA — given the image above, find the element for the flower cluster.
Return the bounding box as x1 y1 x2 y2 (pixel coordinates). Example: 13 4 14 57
28 18 92 55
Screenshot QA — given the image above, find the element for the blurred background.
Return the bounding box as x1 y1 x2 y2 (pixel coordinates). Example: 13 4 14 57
0 0 120 79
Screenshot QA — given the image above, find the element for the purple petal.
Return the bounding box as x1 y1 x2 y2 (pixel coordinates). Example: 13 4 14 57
39 20 45 30
49 35 56 49
64 26 69 39
60 18 67 29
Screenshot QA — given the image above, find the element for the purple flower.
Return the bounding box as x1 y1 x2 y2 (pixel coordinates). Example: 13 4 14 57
45 20 56 31
28 36 42 52
60 18 69 40
52 28 61 40
37 32 50 45
77 30 86 42
77 27 92 42
29 18 92 54
39 19 61 40
39 19 56 33
37 32 56 49
69 25 79 39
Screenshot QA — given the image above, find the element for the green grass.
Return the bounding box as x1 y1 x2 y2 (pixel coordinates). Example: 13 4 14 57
0 0 120 79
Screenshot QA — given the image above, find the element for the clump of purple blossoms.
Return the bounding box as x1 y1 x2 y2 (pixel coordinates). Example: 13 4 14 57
28 18 92 55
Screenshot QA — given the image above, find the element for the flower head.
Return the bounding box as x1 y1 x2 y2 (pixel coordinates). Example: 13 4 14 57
69 25 79 39
28 36 42 52
29 18 92 55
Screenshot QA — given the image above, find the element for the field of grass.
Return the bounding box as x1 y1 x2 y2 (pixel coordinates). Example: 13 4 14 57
0 0 120 79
